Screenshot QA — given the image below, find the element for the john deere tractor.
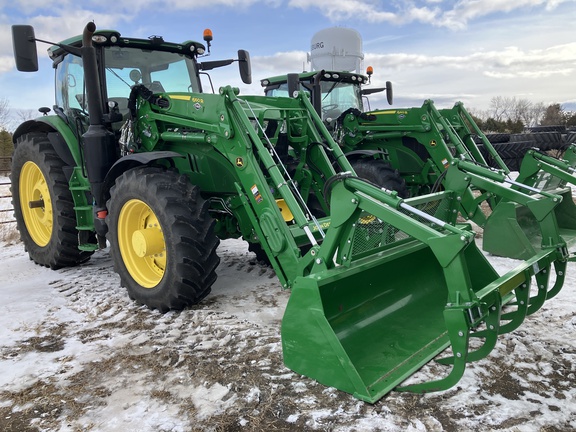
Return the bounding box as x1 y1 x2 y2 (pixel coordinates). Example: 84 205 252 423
10 23 573 403
262 68 576 260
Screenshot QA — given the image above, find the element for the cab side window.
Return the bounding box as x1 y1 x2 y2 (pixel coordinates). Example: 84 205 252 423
55 54 88 132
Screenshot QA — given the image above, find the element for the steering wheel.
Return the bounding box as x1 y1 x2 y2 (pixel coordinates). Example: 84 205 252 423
322 104 339 114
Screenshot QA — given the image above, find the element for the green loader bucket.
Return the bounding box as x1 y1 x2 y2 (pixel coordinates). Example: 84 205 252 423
484 186 576 259
282 240 498 402
429 103 576 262
480 147 576 260
281 178 565 403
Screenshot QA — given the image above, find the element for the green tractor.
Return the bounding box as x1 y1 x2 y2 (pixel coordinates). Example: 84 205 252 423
262 69 576 261
10 22 572 403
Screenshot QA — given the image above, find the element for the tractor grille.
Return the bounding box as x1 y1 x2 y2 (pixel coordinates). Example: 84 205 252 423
350 195 451 258
350 213 410 257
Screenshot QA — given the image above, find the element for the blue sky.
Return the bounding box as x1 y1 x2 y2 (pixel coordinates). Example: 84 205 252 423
1 0 575 124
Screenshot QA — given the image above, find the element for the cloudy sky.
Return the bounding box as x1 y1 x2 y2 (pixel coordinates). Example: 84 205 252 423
1 0 575 120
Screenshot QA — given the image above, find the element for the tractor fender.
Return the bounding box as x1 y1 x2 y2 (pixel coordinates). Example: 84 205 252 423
344 149 388 162
13 117 81 168
102 151 185 203
93 151 185 239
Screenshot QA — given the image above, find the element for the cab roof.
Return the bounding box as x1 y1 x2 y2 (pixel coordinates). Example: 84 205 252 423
48 29 206 60
261 70 369 87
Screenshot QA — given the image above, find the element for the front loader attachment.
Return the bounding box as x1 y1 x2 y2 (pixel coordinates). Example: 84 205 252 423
281 177 565 403
476 146 576 259
483 186 576 259
218 89 569 403
416 102 576 261
283 240 490 401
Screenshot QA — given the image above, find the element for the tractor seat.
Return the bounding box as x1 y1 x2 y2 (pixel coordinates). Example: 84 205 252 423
108 97 130 131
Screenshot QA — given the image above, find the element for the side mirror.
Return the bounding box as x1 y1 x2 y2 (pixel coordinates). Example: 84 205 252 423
385 81 393 105
361 81 394 105
12 25 38 72
237 50 252 85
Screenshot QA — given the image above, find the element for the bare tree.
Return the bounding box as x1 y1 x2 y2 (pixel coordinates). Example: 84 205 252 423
489 96 509 122
0 98 10 130
485 97 550 129
511 99 547 128
15 109 38 123
468 107 489 122
527 102 546 127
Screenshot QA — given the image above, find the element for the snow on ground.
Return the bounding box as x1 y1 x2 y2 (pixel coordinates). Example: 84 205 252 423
0 172 575 431
1 238 575 431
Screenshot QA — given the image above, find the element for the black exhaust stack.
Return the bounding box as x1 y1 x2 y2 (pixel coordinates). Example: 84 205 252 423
80 22 118 234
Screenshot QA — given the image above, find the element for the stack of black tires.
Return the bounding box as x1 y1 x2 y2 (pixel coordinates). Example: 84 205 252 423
478 126 576 171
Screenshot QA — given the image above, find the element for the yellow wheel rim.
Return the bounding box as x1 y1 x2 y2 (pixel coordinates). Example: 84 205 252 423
20 161 53 247
118 199 166 288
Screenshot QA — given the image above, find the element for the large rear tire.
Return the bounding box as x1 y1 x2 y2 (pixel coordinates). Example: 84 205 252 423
106 167 220 311
11 133 93 269
351 159 409 198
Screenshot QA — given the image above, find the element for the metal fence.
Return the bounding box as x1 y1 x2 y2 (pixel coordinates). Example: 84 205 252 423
0 177 14 225
0 156 10 176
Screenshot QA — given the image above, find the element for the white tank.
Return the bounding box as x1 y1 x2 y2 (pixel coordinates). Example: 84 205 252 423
309 27 364 72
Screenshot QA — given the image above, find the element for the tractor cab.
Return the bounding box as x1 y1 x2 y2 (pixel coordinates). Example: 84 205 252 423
261 70 392 128
43 29 251 137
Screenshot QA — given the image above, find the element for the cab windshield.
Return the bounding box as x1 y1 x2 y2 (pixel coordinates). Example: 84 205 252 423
54 45 202 134
319 80 363 118
104 46 201 98
266 80 363 120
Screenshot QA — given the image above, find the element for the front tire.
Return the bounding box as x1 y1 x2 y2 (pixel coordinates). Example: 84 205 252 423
106 167 220 311
11 133 93 269
351 159 409 198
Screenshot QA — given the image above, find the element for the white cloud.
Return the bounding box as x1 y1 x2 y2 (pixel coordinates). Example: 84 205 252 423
437 0 576 29
0 10 134 59
28 10 130 40
485 68 573 79
288 0 398 22
5 0 576 36
251 51 308 76
362 39 576 109
62 0 281 15
0 55 15 73
366 42 576 75
286 0 576 29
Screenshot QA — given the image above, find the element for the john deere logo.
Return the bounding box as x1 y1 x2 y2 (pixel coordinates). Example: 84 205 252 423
430 140 437 147
236 157 244 167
